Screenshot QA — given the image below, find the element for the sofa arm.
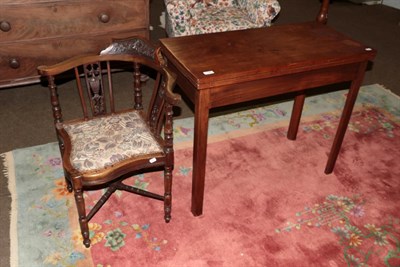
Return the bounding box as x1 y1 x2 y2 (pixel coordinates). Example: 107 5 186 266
164 0 193 36
237 0 281 27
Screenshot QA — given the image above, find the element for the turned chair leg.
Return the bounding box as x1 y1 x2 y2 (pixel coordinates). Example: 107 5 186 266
64 173 73 193
164 166 173 223
59 144 73 193
72 177 91 248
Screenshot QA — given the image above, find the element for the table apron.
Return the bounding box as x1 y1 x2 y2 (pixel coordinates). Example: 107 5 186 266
208 62 362 108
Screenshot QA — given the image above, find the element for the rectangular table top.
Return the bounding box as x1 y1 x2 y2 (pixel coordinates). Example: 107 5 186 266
160 22 376 90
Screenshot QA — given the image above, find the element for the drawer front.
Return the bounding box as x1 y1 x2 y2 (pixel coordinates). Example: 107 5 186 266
0 0 148 42
0 30 148 87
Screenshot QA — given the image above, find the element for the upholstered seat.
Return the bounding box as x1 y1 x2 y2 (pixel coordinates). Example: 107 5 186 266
164 0 281 37
62 111 163 173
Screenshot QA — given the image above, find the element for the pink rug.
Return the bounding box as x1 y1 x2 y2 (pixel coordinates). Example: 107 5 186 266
61 106 400 266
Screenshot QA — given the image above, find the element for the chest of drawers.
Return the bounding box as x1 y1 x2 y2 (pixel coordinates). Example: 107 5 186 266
0 0 149 88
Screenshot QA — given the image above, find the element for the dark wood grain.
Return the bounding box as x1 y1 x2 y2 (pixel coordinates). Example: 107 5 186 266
0 0 149 88
161 22 374 90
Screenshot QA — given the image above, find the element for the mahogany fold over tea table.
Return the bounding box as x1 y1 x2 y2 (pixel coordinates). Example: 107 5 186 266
159 22 376 216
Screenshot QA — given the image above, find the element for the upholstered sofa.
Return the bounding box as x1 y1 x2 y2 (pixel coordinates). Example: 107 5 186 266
164 0 281 37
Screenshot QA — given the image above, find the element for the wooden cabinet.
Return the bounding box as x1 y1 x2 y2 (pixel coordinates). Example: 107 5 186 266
0 0 149 88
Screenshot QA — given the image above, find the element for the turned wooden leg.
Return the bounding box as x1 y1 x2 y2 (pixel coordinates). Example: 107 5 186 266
164 166 173 223
72 176 90 248
64 173 73 193
58 142 72 192
287 91 306 140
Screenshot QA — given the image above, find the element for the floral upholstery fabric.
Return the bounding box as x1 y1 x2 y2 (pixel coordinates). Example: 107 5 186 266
189 7 259 35
164 0 192 36
236 0 281 27
164 0 280 37
192 0 238 8
62 111 163 173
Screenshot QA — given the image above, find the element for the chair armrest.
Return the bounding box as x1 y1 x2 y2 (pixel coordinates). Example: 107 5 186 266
164 0 194 36
155 47 181 105
237 0 281 27
163 68 181 105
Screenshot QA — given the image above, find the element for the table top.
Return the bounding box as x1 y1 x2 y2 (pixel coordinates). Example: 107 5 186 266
159 22 376 90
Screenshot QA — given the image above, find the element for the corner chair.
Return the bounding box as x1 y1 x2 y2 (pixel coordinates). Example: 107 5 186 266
37 37 181 248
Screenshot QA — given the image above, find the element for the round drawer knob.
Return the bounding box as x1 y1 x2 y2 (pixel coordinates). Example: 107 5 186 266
0 21 11 32
9 58 20 69
98 13 110 23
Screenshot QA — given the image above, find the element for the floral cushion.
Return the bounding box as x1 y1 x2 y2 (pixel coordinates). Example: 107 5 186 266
164 0 280 37
165 0 192 37
192 0 238 8
190 7 259 35
237 0 281 26
62 111 163 173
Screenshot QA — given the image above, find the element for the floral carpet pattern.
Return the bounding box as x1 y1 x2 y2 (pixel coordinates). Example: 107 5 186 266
3 84 400 267
276 195 400 266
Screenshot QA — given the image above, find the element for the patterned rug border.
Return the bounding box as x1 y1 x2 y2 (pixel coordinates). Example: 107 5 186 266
1 152 18 267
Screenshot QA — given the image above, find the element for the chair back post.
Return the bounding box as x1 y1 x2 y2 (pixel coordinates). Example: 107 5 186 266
159 65 179 164
47 75 63 125
74 67 90 119
134 62 144 110
147 74 163 133
316 0 330 24
164 100 175 163
106 61 116 113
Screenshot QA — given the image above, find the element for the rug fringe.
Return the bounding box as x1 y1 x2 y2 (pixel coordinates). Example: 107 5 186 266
375 84 400 100
1 152 19 267
1 153 7 177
